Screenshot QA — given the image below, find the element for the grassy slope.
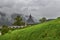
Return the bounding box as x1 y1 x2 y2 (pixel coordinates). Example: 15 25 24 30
0 19 60 40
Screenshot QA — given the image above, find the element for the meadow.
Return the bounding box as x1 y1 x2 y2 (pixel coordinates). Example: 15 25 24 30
0 19 60 40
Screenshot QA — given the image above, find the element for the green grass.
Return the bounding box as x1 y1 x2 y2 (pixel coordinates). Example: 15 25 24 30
0 19 60 40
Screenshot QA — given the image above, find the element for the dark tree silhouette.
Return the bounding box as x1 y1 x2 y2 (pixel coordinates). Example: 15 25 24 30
40 17 47 23
13 16 25 26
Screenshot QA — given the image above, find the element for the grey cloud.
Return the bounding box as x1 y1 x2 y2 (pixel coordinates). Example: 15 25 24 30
0 0 60 19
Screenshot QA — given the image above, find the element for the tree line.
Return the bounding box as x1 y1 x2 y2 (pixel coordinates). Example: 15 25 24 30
1 16 60 35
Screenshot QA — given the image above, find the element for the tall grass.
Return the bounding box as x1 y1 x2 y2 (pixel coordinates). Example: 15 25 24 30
0 19 60 40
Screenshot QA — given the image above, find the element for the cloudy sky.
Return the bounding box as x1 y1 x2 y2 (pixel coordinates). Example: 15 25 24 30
0 0 60 19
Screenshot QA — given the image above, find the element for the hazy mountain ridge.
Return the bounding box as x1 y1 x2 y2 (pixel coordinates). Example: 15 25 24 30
0 12 39 26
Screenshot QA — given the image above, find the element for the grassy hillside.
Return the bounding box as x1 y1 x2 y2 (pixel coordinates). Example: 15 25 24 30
0 19 60 40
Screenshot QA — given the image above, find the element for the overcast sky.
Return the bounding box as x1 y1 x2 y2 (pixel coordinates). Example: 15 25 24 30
0 0 60 19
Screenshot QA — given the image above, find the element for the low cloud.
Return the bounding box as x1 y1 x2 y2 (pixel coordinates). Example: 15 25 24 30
0 0 60 19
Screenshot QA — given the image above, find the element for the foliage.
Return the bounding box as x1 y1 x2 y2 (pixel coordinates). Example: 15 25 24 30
0 19 60 40
40 17 47 23
57 17 60 19
1 25 9 35
13 16 25 26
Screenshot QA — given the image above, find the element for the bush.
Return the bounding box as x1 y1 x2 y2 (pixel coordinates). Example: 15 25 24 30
57 17 60 19
40 17 47 23
1 25 9 35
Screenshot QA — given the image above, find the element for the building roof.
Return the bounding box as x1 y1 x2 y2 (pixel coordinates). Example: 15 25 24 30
27 14 36 24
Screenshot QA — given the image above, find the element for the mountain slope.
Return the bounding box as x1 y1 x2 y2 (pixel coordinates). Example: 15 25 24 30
0 19 60 40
